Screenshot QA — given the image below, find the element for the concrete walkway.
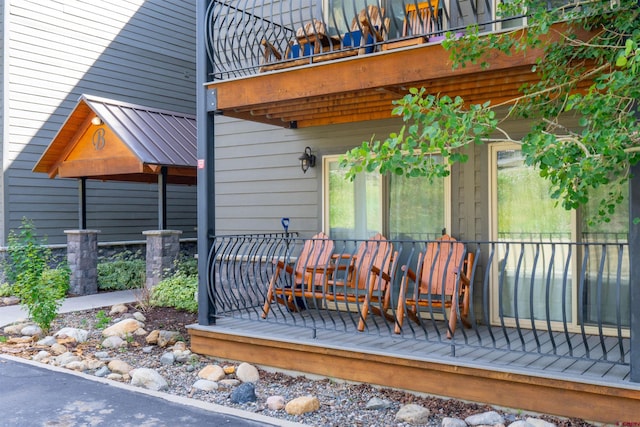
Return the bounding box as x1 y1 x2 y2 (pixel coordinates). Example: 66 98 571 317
0 289 138 327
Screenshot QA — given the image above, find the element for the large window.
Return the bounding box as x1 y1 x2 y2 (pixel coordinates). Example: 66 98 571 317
489 143 630 331
324 156 449 240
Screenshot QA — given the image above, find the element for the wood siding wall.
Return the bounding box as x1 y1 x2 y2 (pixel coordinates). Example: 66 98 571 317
213 110 535 240
0 1 5 244
2 0 196 245
214 115 490 239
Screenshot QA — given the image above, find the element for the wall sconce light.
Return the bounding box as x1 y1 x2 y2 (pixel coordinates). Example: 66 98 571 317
91 116 102 126
298 146 316 173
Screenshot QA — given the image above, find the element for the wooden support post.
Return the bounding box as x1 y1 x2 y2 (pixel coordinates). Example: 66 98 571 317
78 177 87 230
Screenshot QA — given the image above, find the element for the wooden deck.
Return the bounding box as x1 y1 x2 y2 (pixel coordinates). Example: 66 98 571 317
189 310 640 424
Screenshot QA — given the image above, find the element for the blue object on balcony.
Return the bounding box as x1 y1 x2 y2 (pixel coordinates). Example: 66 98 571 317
287 43 313 59
342 30 375 54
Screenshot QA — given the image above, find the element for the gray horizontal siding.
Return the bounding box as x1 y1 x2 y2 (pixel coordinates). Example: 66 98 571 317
3 0 196 245
214 116 405 238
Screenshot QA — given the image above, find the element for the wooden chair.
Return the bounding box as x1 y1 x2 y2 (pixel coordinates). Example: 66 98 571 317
403 0 439 38
344 5 391 54
324 233 397 331
383 0 439 50
261 232 334 317
394 234 474 338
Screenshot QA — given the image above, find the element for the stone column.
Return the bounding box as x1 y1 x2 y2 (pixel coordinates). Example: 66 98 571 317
143 230 182 289
65 230 100 295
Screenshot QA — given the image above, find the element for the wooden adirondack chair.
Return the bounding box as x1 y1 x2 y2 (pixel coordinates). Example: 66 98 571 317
383 0 440 50
261 232 334 317
324 233 397 331
403 0 439 37
394 234 473 338
344 5 391 54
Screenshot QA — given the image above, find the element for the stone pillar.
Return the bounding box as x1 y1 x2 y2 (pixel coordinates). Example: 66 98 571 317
143 230 182 289
65 230 100 295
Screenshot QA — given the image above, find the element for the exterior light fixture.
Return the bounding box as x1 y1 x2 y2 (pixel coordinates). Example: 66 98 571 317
298 146 316 173
91 116 102 126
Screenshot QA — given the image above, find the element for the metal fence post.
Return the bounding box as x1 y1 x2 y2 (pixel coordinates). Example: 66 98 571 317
630 162 640 382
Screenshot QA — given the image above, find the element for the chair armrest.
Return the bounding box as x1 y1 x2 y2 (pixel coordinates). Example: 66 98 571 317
401 265 417 283
261 39 282 62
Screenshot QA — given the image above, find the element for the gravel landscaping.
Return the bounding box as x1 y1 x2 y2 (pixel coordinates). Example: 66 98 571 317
0 301 599 427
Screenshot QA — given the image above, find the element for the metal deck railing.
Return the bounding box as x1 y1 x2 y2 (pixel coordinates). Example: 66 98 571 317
205 0 527 80
204 233 631 370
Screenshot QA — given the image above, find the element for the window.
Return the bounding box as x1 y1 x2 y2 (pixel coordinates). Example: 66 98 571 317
323 155 449 241
489 143 630 331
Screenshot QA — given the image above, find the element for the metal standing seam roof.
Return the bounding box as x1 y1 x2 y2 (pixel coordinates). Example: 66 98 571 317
34 94 197 176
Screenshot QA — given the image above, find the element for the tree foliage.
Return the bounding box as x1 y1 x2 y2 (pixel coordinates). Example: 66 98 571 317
341 0 640 222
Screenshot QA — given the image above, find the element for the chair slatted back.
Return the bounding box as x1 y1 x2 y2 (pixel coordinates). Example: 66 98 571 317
352 233 393 291
417 234 465 296
296 232 334 285
403 0 439 37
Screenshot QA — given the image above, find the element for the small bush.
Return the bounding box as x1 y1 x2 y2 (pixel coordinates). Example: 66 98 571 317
98 250 145 291
150 270 198 313
0 283 13 297
23 267 70 331
5 218 69 332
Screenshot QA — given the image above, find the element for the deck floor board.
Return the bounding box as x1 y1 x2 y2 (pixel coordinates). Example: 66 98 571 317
203 308 633 389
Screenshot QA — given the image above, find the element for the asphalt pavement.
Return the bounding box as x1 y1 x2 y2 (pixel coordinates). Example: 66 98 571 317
0 291 305 427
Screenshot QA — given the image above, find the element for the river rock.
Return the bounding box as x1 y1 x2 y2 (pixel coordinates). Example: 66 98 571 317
21 325 43 337
236 362 259 383
101 336 125 349
130 368 169 391
108 359 133 375
442 417 469 427
157 330 181 347
109 304 128 315
192 379 218 391
266 395 286 410
285 396 320 415
230 382 257 404
395 404 430 425
198 364 226 381
102 319 143 338
466 411 505 426
54 327 89 343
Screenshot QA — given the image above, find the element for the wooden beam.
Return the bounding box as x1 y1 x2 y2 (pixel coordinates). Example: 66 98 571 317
58 157 144 178
208 42 541 111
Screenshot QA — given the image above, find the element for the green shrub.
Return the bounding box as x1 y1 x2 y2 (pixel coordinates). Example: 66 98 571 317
0 283 13 297
5 218 69 332
98 250 145 290
150 270 198 313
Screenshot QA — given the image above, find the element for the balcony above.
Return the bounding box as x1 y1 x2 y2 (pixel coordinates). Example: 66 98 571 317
203 0 555 128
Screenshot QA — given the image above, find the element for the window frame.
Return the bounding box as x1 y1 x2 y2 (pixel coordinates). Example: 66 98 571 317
488 142 630 337
322 154 451 240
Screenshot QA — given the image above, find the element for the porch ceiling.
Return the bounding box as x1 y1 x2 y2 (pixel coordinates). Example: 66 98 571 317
207 42 542 129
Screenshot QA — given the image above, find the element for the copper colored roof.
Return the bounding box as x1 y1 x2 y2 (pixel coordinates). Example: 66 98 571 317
34 94 196 185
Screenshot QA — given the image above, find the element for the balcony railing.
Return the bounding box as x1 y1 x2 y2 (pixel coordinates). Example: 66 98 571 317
204 233 631 370
205 0 525 80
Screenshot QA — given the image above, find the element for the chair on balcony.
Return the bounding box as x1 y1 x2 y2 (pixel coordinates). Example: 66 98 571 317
394 234 474 338
261 232 335 317
343 5 391 55
383 0 440 50
260 19 342 71
323 233 398 331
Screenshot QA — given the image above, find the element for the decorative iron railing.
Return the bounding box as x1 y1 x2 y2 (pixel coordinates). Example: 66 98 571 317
205 0 525 80
205 233 631 367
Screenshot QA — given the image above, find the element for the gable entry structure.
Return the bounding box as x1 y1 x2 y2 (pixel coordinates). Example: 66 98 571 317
34 94 197 294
